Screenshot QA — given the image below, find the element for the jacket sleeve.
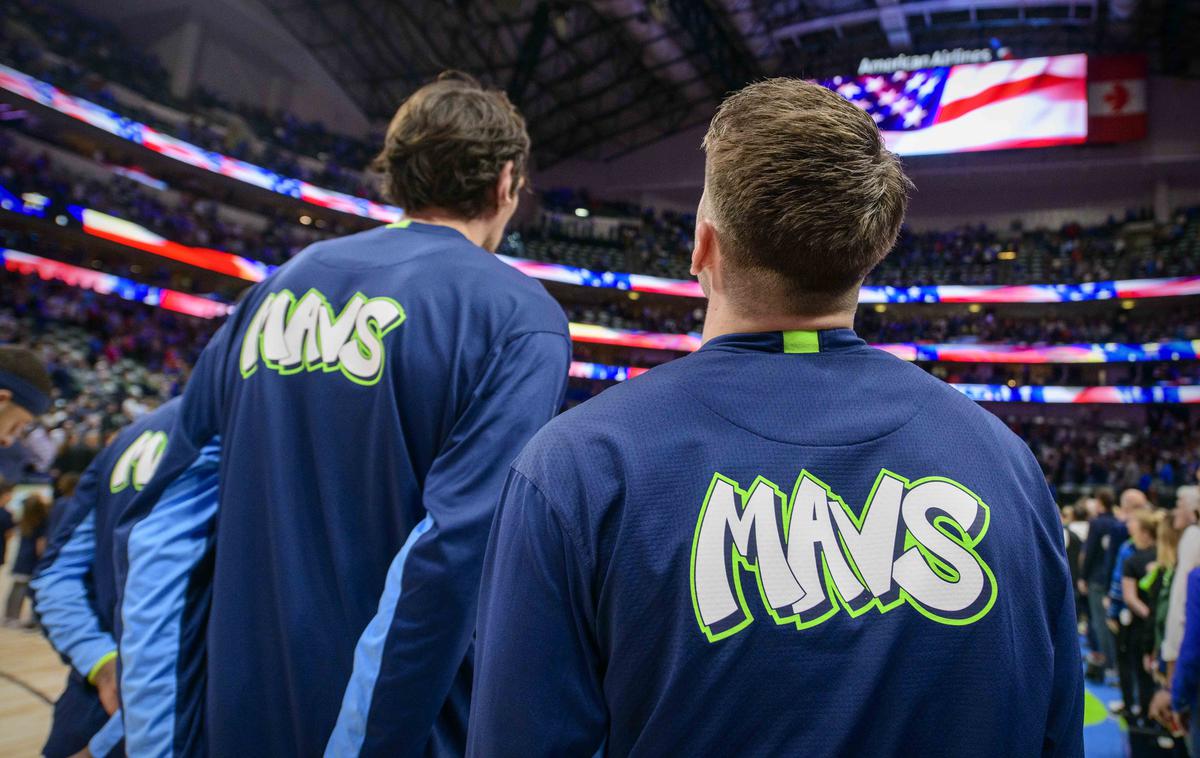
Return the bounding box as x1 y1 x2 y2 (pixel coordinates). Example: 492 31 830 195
1163 527 1200 661
467 469 607 757
30 462 116 681
1172 568 1200 711
324 330 570 757
118 439 221 757
115 320 234 758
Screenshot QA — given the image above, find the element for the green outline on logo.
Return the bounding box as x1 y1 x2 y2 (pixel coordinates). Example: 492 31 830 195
689 468 999 642
109 430 168 494
239 288 405 386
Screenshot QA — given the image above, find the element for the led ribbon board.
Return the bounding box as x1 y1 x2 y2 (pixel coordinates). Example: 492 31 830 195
500 256 1200 304
568 361 1200 404
568 324 1200 364
2 248 231 319
5 188 1198 304
0 64 402 223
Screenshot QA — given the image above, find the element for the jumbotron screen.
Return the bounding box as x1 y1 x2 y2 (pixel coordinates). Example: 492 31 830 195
818 53 1088 156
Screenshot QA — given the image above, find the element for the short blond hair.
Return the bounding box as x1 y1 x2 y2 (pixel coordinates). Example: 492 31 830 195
702 78 912 314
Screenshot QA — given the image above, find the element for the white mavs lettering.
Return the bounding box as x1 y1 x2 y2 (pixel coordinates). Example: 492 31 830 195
240 289 406 386
110 430 168 493
689 469 996 642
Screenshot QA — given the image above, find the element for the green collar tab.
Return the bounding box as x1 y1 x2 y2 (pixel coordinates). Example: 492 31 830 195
782 330 821 354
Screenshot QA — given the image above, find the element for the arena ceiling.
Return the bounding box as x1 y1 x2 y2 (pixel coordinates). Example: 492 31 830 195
261 0 1199 165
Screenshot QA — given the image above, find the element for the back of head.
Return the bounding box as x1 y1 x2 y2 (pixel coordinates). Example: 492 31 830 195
1130 507 1158 543
1120 487 1149 515
373 71 530 221
20 495 48 536
0 345 53 415
701 78 912 315
1094 486 1116 514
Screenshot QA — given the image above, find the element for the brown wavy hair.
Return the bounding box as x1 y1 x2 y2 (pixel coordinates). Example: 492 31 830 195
372 71 530 220
702 78 912 314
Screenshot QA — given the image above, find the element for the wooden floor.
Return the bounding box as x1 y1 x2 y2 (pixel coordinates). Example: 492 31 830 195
0 536 70 758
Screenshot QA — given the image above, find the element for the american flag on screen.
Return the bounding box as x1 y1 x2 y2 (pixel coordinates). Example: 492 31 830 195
818 54 1088 156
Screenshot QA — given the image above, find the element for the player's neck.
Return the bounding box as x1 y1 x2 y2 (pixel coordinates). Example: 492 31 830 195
403 212 496 251
700 299 854 344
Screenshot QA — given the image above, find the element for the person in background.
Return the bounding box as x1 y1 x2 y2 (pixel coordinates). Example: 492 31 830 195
1071 499 1093 640
1153 514 1182 670
1167 567 1200 739
5 494 49 626
1063 503 1086 630
1151 484 1200 727
1107 490 1151 712
33 398 197 758
1118 509 1159 721
1082 487 1121 679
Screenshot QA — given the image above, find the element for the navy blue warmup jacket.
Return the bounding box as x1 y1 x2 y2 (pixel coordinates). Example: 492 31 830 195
33 398 218 758
115 221 571 756
470 329 1083 757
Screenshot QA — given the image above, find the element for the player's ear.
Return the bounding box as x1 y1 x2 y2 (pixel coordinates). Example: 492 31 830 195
691 216 717 278
495 161 517 214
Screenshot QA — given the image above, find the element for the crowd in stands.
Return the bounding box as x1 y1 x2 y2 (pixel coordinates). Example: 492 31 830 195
569 338 1200 389
4 125 1199 297
928 361 1199 388
3 0 1199 294
859 308 1200 345
1067 483 1200 747
509 204 1200 286
0 269 209 482
0 0 379 197
0 267 1195 497
1013 412 1198 500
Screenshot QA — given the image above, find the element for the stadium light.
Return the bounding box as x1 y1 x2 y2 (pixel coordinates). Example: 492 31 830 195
575 208 590 218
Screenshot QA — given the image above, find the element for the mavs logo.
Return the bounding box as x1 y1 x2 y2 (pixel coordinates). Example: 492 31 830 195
240 289 406 386
110 431 168 493
690 469 997 642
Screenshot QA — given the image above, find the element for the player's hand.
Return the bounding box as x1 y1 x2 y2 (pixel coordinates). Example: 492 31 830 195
92 658 119 716
1077 579 1088 596
1103 596 1111 610
1144 654 1156 674
1106 618 1120 635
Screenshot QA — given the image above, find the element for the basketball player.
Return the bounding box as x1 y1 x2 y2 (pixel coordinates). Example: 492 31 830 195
469 79 1083 755
117 72 570 756
33 398 218 758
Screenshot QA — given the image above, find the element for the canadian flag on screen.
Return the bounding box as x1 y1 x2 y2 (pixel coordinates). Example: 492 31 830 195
1088 55 1147 143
